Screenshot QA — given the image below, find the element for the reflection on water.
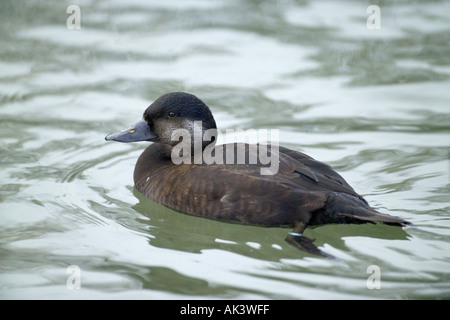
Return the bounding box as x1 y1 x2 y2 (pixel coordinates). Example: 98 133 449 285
1 0 449 299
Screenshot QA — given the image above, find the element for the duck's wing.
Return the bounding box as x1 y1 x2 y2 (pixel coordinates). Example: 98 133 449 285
277 146 363 199
278 146 409 225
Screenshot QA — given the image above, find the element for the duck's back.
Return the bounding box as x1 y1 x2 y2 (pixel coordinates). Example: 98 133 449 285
134 143 406 227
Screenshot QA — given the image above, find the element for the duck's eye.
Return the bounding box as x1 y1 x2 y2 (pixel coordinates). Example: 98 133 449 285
168 112 176 118
129 128 136 133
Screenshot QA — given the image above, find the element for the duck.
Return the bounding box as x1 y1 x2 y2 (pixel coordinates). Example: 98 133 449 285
105 92 409 257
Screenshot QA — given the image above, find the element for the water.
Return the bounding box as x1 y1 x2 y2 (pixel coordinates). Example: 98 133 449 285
1 0 449 299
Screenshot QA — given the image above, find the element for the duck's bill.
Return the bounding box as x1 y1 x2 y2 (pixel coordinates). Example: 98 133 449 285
105 120 156 143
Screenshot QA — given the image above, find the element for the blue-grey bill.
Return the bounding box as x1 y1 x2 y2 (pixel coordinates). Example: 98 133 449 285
105 120 156 142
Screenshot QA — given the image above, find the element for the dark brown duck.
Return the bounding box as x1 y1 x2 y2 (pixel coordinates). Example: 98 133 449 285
105 92 409 257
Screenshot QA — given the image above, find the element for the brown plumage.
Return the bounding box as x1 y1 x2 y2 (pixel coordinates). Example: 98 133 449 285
106 92 409 257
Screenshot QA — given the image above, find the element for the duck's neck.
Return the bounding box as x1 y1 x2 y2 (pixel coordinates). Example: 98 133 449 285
158 138 217 163
159 144 174 159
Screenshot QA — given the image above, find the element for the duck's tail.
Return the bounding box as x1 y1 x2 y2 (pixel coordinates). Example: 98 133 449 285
286 193 410 258
318 192 411 227
338 207 410 226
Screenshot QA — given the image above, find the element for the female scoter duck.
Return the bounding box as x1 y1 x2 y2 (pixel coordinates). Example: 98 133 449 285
105 92 409 257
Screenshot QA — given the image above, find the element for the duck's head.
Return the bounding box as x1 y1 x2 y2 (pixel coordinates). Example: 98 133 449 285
105 92 217 154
